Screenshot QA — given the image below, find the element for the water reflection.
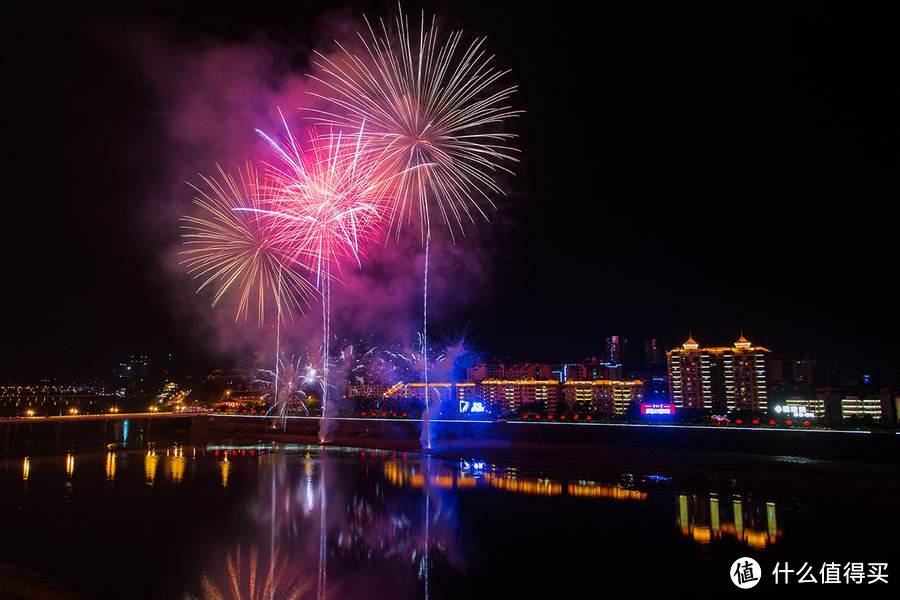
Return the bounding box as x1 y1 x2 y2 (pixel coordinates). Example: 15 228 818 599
192 544 316 600
65 452 74 477
145 449 159 485
220 454 230 488
166 446 185 484
105 451 116 481
0 446 815 599
676 493 781 549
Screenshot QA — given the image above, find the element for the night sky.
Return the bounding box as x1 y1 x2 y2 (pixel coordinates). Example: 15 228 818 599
2 1 897 381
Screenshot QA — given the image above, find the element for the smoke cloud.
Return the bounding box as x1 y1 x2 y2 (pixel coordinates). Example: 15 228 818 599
128 16 498 372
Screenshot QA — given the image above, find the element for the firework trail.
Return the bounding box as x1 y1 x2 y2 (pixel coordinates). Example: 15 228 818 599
308 6 520 447
180 163 317 430
179 163 315 324
254 354 322 420
251 112 388 441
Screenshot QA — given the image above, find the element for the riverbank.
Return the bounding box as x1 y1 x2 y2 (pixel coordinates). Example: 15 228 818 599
193 414 900 465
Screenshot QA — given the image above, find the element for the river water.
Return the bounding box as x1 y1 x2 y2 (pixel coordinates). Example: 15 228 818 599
1 443 897 597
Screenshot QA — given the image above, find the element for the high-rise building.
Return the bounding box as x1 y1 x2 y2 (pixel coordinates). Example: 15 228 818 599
605 335 626 365
644 338 664 369
667 336 704 410
667 335 771 413
792 357 816 386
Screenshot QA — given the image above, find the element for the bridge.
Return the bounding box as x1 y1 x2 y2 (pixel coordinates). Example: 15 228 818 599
0 411 207 425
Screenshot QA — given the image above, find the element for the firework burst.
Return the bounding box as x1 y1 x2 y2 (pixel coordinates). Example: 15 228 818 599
179 163 316 324
253 113 388 284
308 5 521 240
250 113 390 434
254 354 322 418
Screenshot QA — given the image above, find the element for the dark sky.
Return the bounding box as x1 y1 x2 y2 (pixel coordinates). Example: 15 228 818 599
2 1 897 381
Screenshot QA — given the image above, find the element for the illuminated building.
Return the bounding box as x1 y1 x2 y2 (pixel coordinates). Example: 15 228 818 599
676 493 780 549
774 396 825 419
555 363 587 382
504 363 555 380
384 383 456 408
479 380 560 416
466 362 554 382
667 335 770 413
465 362 505 382
840 396 882 420
381 383 480 416
605 335 626 365
583 360 623 380
116 354 152 397
346 383 392 399
667 336 703 409
551 361 621 383
562 380 644 415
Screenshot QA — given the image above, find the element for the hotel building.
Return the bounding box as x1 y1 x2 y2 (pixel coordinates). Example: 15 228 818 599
667 335 771 413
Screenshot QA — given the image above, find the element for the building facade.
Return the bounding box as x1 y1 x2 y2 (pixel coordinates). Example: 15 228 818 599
667 335 771 413
562 379 644 416
479 379 560 416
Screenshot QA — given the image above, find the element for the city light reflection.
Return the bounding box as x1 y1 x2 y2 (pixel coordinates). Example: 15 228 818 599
145 449 158 484
676 493 781 549
220 454 230 488
106 451 116 481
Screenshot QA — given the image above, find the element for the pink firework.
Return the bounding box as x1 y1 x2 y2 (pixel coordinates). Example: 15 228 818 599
308 5 521 240
250 112 391 434
253 113 388 285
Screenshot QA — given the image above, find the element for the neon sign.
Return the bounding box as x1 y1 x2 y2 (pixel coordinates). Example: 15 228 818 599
640 403 675 415
459 400 487 414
